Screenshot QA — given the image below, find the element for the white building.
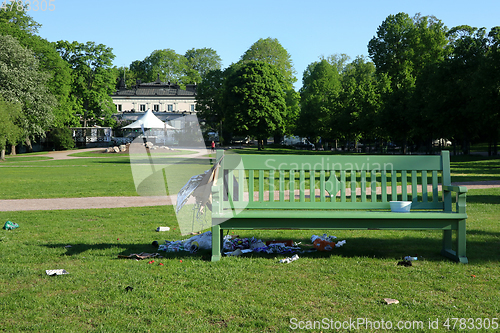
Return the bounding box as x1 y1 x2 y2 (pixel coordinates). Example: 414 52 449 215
111 75 197 114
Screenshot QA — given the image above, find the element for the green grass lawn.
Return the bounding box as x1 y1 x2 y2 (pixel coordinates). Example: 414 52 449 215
0 188 499 332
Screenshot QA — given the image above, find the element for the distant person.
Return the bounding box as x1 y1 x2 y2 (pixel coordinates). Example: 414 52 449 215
211 141 216 152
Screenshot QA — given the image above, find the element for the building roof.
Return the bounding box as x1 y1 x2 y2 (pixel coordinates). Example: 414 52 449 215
112 74 196 97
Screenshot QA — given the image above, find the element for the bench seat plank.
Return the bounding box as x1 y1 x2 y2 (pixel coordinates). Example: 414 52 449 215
215 210 467 221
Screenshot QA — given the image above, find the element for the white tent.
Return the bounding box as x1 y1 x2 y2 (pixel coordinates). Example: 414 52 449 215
122 109 175 129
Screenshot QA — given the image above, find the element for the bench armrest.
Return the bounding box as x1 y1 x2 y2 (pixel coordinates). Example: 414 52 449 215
443 185 467 214
443 185 468 194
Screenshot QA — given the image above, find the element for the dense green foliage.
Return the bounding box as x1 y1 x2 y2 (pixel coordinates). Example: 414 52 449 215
55 40 117 127
126 47 223 88
0 98 24 159
224 61 287 150
0 34 56 145
1 8 499 155
46 127 76 151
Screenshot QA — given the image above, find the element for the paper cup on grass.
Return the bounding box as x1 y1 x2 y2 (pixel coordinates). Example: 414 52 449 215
390 201 412 213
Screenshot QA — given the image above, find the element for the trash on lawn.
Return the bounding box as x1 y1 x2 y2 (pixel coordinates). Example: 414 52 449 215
125 286 133 292
383 298 399 305
117 252 160 260
156 232 346 256
3 221 19 230
404 256 418 261
156 227 170 232
397 260 412 267
266 239 294 247
46 269 69 276
280 254 299 263
158 231 212 253
311 234 346 251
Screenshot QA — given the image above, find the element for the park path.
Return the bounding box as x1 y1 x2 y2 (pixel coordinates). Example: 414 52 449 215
1 149 499 212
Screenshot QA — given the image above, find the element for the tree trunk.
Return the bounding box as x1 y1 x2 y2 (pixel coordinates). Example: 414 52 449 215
10 144 16 155
25 137 33 153
1 149 5 161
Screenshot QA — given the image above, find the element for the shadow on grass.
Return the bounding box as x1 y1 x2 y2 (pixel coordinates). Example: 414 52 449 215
40 228 500 264
467 195 500 205
42 242 214 261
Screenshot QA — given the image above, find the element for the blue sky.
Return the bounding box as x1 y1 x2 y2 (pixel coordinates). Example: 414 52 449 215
28 0 499 90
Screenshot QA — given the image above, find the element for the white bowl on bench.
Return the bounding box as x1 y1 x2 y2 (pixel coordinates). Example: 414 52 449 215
390 201 412 213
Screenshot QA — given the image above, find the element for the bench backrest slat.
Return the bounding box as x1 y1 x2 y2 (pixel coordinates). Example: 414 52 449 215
215 151 450 211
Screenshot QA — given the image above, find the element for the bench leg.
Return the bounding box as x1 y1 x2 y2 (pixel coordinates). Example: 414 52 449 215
211 224 222 262
441 220 468 264
456 219 468 264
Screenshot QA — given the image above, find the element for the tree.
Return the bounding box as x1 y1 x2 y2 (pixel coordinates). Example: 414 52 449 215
184 47 222 84
195 69 225 140
0 5 40 35
241 37 297 87
0 98 24 160
56 40 117 127
297 60 342 144
481 27 500 154
143 49 187 84
1 8 75 128
223 61 287 150
368 12 448 152
442 26 490 153
241 38 299 142
339 57 389 146
0 34 56 150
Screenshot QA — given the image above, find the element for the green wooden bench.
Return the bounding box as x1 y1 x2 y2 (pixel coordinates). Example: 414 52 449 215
210 150 468 263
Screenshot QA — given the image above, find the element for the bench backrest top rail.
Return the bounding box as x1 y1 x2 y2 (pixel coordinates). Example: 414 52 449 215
214 151 451 211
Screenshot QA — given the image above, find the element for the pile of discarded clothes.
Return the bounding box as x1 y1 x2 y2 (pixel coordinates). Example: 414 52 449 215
158 231 212 253
156 231 346 256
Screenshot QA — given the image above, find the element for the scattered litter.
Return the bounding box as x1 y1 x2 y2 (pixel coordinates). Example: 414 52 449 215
46 269 69 276
156 227 170 232
157 232 346 256
125 286 133 292
64 245 72 248
280 254 299 263
148 260 155 264
3 221 19 230
404 256 418 261
228 249 243 257
311 234 346 251
383 298 399 305
118 252 160 260
471 274 476 278
397 260 412 267
159 231 212 253
267 239 294 247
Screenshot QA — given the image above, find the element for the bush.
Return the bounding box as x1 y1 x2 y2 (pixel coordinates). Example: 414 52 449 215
47 127 75 150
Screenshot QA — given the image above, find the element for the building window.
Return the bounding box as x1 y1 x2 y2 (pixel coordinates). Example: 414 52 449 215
153 104 159 111
117 104 122 112
190 104 195 112
140 104 146 112
167 104 173 112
